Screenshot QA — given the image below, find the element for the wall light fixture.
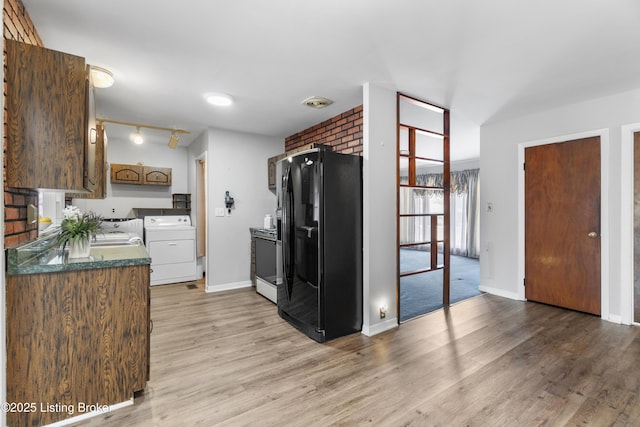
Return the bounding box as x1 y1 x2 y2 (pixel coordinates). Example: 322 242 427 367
89 65 115 88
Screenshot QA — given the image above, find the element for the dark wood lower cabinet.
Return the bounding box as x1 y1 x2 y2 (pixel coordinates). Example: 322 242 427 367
6 265 150 427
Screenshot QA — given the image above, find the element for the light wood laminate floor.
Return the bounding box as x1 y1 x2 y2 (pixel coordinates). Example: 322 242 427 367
77 281 640 426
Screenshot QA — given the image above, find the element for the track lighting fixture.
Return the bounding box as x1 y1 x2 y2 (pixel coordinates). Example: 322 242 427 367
98 118 190 148
132 127 144 144
168 132 180 149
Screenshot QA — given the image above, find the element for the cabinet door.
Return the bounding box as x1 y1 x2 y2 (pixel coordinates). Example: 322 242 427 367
268 156 277 188
268 154 285 190
6 40 87 190
111 164 143 184
6 265 150 426
143 166 172 186
69 123 107 199
84 72 98 192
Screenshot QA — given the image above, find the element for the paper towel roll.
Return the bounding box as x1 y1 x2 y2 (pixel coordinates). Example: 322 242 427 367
264 214 273 229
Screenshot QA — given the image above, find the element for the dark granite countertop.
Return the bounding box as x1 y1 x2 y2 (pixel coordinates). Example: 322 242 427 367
7 235 151 275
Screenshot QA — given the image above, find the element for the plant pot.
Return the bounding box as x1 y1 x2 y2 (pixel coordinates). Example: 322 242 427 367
68 237 91 259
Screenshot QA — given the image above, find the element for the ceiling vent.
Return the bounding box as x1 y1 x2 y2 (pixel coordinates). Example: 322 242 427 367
301 96 334 109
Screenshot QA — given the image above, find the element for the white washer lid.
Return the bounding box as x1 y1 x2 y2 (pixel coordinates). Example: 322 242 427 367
144 215 192 228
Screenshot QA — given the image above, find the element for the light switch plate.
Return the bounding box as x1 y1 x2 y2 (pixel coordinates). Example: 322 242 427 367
215 207 225 217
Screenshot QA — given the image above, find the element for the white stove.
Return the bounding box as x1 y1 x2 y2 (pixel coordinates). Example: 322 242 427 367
144 215 197 286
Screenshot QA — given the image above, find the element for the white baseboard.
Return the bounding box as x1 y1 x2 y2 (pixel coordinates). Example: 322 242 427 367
362 317 398 336
45 399 133 426
478 285 521 301
480 286 628 325
205 280 252 293
607 314 623 324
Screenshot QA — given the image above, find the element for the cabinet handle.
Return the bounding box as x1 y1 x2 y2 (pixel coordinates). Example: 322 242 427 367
27 204 38 224
167 243 177 246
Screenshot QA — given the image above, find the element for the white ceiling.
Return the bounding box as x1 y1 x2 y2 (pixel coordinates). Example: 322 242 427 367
21 1 640 160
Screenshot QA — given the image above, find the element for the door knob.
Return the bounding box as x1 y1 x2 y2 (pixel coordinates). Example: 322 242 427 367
588 231 598 239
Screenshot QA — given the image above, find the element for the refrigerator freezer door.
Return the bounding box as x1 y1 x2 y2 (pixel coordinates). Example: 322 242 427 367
278 152 322 339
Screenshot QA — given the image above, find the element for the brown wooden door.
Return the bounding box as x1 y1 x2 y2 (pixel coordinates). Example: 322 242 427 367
634 132 640 322
525 136 601 315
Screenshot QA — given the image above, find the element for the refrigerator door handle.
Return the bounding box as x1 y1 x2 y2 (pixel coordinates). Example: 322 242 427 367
282 165 295 298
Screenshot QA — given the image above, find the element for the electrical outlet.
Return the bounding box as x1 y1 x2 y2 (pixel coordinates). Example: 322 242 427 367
379 305 387 319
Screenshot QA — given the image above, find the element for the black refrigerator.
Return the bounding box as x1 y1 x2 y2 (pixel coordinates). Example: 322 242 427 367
278 149 362 343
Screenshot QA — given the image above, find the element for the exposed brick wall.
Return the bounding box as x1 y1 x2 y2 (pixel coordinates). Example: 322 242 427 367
3 0 44 247
285 105 363 155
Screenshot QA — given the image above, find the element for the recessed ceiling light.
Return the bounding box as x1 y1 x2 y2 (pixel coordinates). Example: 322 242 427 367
301 96 333 109
90 65 114 88
205 93 234 107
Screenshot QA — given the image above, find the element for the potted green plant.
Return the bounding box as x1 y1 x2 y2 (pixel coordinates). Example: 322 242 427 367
57 206 103 258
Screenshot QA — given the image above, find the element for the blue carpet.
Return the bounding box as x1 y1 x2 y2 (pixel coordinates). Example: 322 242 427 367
399 249 481 322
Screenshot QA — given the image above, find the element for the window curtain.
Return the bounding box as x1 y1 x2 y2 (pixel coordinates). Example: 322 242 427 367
405 168 480 258
399 176 444 249
450 169 480 258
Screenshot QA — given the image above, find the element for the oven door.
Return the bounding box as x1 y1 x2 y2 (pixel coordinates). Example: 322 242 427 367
255 237 277 284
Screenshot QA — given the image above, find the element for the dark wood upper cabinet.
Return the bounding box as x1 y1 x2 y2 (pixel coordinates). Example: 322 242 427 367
267 153 285 190
142 166 172 186
110 163 143 184
111 164 172 186
5 40 99 191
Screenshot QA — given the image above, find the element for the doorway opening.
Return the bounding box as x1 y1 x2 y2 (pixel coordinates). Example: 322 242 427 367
196 155 207 282
397 95 481 322
398 94 476 321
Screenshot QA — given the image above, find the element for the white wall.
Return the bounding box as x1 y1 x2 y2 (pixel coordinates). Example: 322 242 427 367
362 82 399 335
73 138 189 218
188 127 283 292
451 111 481 162
480 87 640 323
451 158 479 171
